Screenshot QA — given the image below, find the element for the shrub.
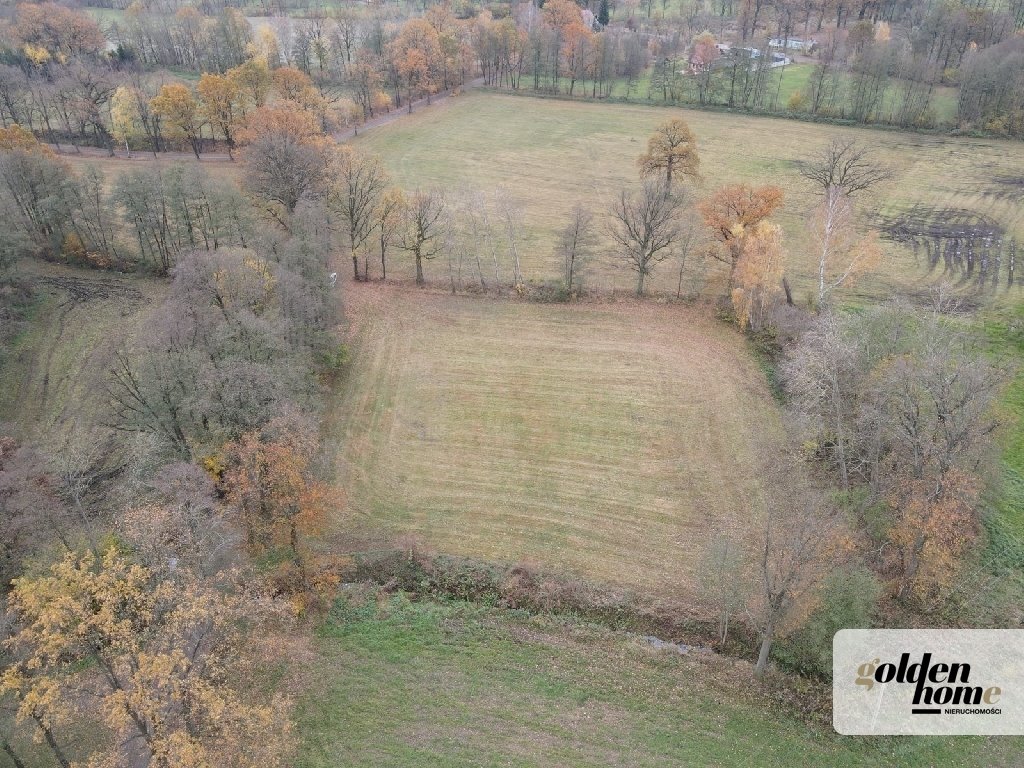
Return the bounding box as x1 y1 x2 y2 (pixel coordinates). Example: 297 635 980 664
787 91 807 112
774 565 881 679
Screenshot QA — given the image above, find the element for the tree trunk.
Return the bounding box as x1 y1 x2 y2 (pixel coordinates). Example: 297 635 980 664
2 741 28 768
290 519 308 588
636 268 646 297
352 254 359 281
755 623 774 676
897 531 927 600
832 376 849 491
34 719 70 768
415 254 424 286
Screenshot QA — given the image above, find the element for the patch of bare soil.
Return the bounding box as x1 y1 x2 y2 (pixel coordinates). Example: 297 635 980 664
986 174 1024 201
35 273 144 304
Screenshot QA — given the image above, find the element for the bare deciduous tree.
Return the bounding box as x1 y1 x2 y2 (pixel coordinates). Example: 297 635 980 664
374 187 404 281
243 132 331 226
811 187 881 309
783 311 860 491
609 180 686 297
495 188 524 290
798 138 893 198
754 451 841 676
698 531 750 646
784 297 1006 602
453 187 495 291
557 203 595 294
0 437 74 581
50 427 110 551
800 141 888 310
329 146 388 281
398 188 447 286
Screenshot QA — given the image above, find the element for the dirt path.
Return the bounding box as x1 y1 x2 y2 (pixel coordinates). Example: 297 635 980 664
45 77 484 165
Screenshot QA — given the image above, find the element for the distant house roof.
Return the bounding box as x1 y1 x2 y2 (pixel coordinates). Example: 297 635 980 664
768 37 816 49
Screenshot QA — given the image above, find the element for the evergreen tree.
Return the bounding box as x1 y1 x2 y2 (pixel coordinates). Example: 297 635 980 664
598 0 610 26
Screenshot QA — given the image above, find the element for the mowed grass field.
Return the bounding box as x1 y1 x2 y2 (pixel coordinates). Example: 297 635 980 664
353 90 1024 301
296 596 1024 768
328 284 780 595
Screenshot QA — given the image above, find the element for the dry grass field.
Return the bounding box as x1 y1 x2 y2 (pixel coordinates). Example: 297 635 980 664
354 90 1024 302
328 283 781 595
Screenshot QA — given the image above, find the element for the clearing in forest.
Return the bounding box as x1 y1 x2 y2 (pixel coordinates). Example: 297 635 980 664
328 285 780 595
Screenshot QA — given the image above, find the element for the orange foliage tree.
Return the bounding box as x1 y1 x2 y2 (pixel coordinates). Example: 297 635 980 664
690 31 720 104
238 102 332 218
388 19 442 112
223 414 332 590
888 469 981 601
698 183 784 287
0 124 50 153
13 2 105 61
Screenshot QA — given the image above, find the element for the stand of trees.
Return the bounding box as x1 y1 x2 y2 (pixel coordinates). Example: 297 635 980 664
2 0 1023 153
0 58 348 764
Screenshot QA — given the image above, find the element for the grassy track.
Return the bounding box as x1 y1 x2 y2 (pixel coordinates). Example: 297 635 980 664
354 90 1024 302
64 152 240 177
296 596 1024 768
329 284 780 595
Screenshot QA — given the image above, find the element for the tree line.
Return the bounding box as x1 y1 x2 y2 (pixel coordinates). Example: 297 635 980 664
684 131 1010 677
3 0 1024 155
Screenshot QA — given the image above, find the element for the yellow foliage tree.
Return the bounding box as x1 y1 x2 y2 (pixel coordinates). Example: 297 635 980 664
1 548 292 768
198 72 243 158
637 118 701 195
150 83 205 159
227 57 272 112
247 26 282 69
731 221 785 331
110 85 142 154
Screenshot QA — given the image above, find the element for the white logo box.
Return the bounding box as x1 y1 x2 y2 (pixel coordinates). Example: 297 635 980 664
833 628 1024 735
